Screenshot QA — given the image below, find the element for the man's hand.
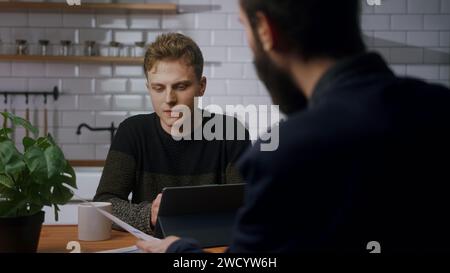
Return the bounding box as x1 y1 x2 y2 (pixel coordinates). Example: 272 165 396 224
151 193 162 227
136 236 180 253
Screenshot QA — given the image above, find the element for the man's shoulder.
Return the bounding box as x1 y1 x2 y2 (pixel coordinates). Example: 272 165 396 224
120 113 156 128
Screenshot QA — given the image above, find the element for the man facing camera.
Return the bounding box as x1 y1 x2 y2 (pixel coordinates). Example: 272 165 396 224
138 0 450 254
94 33 250 234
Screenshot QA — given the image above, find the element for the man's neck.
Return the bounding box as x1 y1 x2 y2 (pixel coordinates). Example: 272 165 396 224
290 58 336 99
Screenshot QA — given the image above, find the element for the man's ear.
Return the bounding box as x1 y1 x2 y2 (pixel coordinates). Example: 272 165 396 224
197 76 207 97
255 11 278 52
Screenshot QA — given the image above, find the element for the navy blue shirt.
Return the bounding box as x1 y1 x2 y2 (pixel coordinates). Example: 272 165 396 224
168 52 450 254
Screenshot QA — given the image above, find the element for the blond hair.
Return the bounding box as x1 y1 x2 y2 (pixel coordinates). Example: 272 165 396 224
144 33 204 80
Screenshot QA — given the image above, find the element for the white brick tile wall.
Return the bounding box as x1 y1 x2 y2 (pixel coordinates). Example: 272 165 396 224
12 62 46 77
79 130 111 144
95 145 110 160
0 28 11 44
45 28 78 44
62 144 95 160
114 65 143 77
227 80 258 96
227 14 242 30
408 0 440 14
0 0 448 160
205 79 227 95
374 0 407 14
29 13 63 28
228 47 253 62
391 15 424 30
63 13 95 28
406 65 441 80
0 78 28 92
0 62 11 76
201 46 227 62
162 14 196 29
0 13 27 27
11 28 46 44
211 0 239 13
62 111 95 127
407 31 440 47
114 31 144 45
390 47 424 64
79 29 112 44
212 63 243 79
79 95 112 110
79 64 112 78
96 14 128 29
28 78 60 92
95 79 128 93
54 128 79 144
95 111 128 126
129 15 161 29
213 30 243 46
243 64 257 80
424 48 450 64
46 63 78 78
361 15 390 30
54 95 78 110
443 0 450 13
197 14 227 29
441 32 450 46
63 79 93 94
441 65 450 80
180 30 212 46
373 31 406 47
129 78 148 93
112 95 146 111
424 15 450 30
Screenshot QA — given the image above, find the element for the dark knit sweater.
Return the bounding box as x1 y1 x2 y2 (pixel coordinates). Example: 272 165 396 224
93 112 251 234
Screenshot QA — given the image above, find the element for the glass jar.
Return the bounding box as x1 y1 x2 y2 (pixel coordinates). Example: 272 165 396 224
84 40 97 56
108 41 122 57
133 41 146 57
16 39 28 55
39 40 49 56
60 40 72 56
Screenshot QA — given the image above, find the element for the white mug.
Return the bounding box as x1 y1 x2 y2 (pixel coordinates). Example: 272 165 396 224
78 202 112 241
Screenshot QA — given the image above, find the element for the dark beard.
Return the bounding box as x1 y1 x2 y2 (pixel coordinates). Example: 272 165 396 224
253 39 307 115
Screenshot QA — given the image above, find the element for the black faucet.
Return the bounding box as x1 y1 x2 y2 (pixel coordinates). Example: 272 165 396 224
76 122 117 143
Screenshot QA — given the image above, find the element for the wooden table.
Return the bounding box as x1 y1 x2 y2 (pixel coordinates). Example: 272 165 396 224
38 225 227 253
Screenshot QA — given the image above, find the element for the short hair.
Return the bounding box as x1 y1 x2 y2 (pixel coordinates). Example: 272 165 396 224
240 0 366 61
144 33 204 80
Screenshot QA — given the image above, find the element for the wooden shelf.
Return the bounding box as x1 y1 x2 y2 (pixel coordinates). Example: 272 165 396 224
0 2 177 14
69 160 105 167
0 54 144 64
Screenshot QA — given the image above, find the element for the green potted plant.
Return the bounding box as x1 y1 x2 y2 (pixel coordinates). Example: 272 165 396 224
0 111 76 253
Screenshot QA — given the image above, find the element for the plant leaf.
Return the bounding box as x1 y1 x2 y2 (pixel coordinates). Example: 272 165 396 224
0 140 26 178
52 185 73 205
22 136 36 152
24 146 48 183
0 173 14 189
1 112 38 138
44 146 65 179
62 164 77 189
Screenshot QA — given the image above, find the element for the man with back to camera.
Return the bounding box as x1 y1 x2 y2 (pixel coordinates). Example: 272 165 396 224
94 33 250 235
137 0 450 253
